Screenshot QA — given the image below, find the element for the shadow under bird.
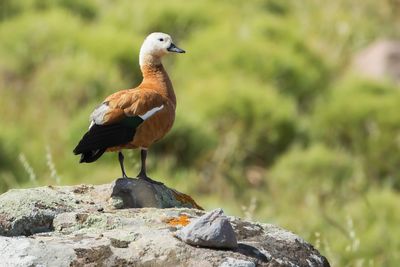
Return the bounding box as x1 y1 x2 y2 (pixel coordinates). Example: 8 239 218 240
73 32 185 184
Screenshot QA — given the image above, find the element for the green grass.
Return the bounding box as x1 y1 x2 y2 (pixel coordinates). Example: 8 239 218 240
1 0 399 265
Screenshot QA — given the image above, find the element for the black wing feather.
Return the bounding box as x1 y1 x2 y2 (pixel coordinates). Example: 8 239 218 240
73 117 143 163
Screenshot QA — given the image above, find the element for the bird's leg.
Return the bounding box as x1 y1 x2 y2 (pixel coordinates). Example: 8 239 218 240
137 149 147 178
137 149 163 185
118 152 129 178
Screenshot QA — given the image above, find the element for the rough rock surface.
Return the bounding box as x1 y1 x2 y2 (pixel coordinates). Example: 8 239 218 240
0 181 330 267
176 208 238 249
0 178 200 237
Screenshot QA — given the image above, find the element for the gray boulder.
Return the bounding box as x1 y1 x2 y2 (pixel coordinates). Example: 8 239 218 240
0 181 330 267
175 208 238 249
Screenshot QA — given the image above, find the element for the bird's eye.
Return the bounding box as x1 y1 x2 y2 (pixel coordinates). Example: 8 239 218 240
158 38 164 42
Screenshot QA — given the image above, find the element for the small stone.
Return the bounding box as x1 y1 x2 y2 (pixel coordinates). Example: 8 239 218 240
175 209 238 249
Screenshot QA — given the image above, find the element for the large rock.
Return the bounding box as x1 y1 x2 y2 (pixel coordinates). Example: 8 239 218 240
353 39 400 83
0 181 330 267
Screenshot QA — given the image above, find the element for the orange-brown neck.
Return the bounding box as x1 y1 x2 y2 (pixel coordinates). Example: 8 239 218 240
140 62 176 107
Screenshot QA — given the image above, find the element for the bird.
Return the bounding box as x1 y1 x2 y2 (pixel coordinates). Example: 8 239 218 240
73 32 185 184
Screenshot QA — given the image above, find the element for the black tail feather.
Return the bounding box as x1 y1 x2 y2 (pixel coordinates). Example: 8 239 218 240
79 148 107 163
73 123 137 163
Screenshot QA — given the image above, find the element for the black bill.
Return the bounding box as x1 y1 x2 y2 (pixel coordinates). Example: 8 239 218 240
167 43 185 53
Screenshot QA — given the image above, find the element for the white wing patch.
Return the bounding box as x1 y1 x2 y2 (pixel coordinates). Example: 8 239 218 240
89 103 109 128
139 105 164 120
88 103 163 129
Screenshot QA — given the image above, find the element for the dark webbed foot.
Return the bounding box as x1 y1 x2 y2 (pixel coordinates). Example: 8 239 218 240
136 149 164 185
137 173 164 185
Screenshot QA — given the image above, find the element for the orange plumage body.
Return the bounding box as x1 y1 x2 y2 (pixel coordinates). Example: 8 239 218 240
104 64 176 150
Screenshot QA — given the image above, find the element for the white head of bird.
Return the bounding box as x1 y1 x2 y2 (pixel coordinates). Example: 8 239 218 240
139 32 185 67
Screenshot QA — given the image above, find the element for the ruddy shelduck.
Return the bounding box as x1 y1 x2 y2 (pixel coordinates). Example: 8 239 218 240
73 32 185 183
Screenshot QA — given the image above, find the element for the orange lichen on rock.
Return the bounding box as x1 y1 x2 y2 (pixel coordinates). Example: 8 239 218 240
166 215 191 227
172 190 203 210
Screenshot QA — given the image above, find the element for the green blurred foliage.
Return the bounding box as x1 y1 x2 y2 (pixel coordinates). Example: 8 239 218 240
313 77 400 189
0 0 400 265
205 85 298 166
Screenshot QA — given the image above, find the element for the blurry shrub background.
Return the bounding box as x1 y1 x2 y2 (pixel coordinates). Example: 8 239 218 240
1 0 400 265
